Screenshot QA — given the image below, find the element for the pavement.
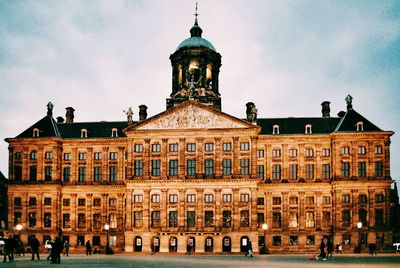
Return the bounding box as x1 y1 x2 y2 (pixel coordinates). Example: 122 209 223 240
1 253 400 268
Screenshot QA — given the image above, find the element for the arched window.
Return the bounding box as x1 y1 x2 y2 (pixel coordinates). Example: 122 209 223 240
33 128 40 137
305 124 312 134
273 125 280 135
357 121 364 131
81 129 87 138
111 128 118 137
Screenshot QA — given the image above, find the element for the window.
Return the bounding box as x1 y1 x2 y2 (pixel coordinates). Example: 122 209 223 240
240 142 249 151
257 213 264 227
376 194 384 203
290 235 298 246
78 167 86 182
81 129 87 138
357 121 364 131
358 146 366 155
240 194 250 202
44 166 52 181
306 196 314 205
289 212 298 228
273 236 281 246
358 162 366 177
343 234 351 245
222 211 232 228
187 211 196 227
14 197 22 206
305 148 314 157
169 143 178 152
306 212 315 227
272 125 279 135
134 160 143 176
205 194 214 203
257 197 264 205
289 149 297 157
204 159 214 176
134 211 143 227
272 164 281 180
15 151 23 160
322 148 330 157
30 151 37 160
63 214 71 228
341 147 350 155
257 165 264 179
322 196 331 204
204 143 214 152
222 194 232 203
375 162 383 177
14 212 21 225
169 194 178 203
187 143 196 152
257 150 264 158
322 164 330 179
152 159 161 176
305 124 312 134
289 164 298 180
94 152 102 160
63 199 70 206
77 213 86 228
205 211 214 227
222 142 232 151
306 164 314 179
359 194 367 203
29 212 37 227
342 195 350 203
44 197 52 206
322 212 331 226
342 210 351 226
273 197 281 205
240 210 249 227
187 159 196 176
187 194 196 203
109 152 117 160
289 197 298 205
375 146 382 154
64 153 71 160
14 166 22 181
169 211 178 227
29 197 37 206
109 198 117 207
33 128 39 137
151 211 160 227
44 212 52 227
306 235 315 245
134 144 143 153
272 213 281 228
109 166 117 182
341 162 350 178
78 198 86 206
134 195 143 203
375 209 384 226
29 166 37 181
111 128 118 137
272 149 281 157
240 158 249 175
152 144 161 152
93 214 101 229
222 159 232 175
94 167 102 182
151 194 160 203
93 198 101 206
359 209 367 226
45 151 52 160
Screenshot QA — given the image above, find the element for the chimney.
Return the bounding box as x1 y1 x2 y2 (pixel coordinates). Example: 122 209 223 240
139 105 148 121
56 116 64 123
337 111 346 118
65 107 75 123
321 101 330 118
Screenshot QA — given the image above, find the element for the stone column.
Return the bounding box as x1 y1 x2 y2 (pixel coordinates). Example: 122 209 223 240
117 193 125 231
178 138 186 179
162 139 168 179
71 194 77 230
86 193 93 231
232 137 240 177
179 189 185 228
196 189 204 228
161 189 168 228
232 188 240 230
214 138 222 178
196 138 204 178
143 139 150 179
126 190 133 230
87 148 93 183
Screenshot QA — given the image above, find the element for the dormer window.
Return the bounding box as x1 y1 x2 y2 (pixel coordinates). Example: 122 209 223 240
33 128 40 137
357 121 364 131
111 128 118 138
273 125 280 135
81 129 87 138
305 124 312 134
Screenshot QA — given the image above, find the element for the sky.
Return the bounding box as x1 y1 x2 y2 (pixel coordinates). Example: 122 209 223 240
0 0 399 185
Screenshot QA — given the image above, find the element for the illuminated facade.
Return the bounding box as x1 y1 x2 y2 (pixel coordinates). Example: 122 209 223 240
5 16 395 253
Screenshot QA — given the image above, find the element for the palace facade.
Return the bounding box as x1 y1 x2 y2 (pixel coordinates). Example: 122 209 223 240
4 16 396 254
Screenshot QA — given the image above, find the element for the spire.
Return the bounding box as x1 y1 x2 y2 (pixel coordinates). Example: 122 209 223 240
190 2 202 37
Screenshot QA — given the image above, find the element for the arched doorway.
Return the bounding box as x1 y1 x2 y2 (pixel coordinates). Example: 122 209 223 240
222 236 231 253
240 236 250 253
151 236 160 252
134 236 142 252
187 236 196 253
205 237 213 252
169 236 178 252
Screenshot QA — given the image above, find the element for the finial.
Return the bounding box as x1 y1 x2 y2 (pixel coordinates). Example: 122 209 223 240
345 94 353 110
194 2 199 25
47 102 54 117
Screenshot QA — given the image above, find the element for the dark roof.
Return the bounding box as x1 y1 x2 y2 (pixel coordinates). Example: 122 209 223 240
257 117 341 135
16 115 60 138
57 121 130 138
0 170 6 183
335 109 382 132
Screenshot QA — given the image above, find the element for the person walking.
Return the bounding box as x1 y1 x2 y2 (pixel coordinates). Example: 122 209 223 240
85 240 92 256
245 240 253 257
327 238 334 258
3 235 15 262
64 240 70 256
318 238 326 260
51 236 63 264
29 235 40 260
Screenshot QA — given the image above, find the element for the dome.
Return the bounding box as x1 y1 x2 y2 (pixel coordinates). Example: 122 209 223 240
176 36 216 52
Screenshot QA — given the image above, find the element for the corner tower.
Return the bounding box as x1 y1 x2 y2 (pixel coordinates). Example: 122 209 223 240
167 5 222 110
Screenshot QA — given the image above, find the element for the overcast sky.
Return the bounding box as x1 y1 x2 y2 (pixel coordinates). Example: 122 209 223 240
0 0 399 185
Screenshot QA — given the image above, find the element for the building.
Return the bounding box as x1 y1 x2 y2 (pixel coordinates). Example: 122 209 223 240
4 14 396 254
0 170 7 233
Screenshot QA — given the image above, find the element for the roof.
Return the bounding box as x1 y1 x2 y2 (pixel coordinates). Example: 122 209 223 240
57 121 130 138
16 115 60 138
176 37 216 52
335 109 382 132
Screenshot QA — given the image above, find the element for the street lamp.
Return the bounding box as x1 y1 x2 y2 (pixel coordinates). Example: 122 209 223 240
356 221 362 253
261 223 269 254
104 223 110 254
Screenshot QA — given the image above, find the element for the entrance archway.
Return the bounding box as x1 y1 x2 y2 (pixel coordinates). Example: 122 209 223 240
205 237 213 252
240 236 250 253
222 236 231 253
134 236 142 252
151 236 160 252
169 236 178 252
187 236 196 253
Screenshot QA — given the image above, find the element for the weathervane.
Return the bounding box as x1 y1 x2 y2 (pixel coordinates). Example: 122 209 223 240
194 2 199 24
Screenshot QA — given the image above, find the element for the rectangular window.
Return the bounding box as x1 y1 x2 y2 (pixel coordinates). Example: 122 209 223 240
44 166 52 181
222 159 232 175
272 212 281 228
63 198 70 206
306 196 314 205
14 197 22 206
169 143 178 152
306 212 315 227
134 160 143 176
240 210 249 227
29 166 37 181
289 197 298 205
187 211 196 227
30 151 37 160
342 194 350 203
94 152 102 160
44 212 52 227
257 197 264 205
289 212 298 228
63 167 71 182
77 213 86 228
222 194 232 202
152 144 161 153
93 198 101 206
306 164 314 179
322 196 331 204
169 194 178 203
14 166 22 181
15 151 23 160
272 149 281 157
45 151 52 160
322 164 330 179
257 213 264 227
151 211 160 227
289 164 298 180
257 165 264 179
305 148 314 157
222 211 232 228
14 212 22 225
342 210 351 226
93 214 102 229
204 143 214 152
187 143 196 152
240 194 250 202
375 209 384 226
134 144 143 153
78 198 86 206
322 211 331 226
44 197 52 206
359 194 367 203
273 197 281 205
187 194 196 203
204 159 214 176
375 162 383 177
376 194 384 203
290 235 298 246
151 194 160 203
240 158 250 175
64 153 71 161
358 146 366 155
29 197 37 206
169 211 178 227
240 142 249 151
134 211 143 227
205 211 214 227
257 150 264 158
359 209 367 226
306 235 315 245
78 152 86 160
109 198 117 207
109 152 117 160
152 160 161 176
273 236 281 246
341 146 350 155
109 166 117 182
94 167 102 182
289 149 297 157
187 159 196 176
63 214 71 228
29 212 37 227
342 162 350 178
272 164 281 180
134 195 143 203
78 167 86 182
343 234 351 245
358 162 366 177
204 194 214 203
222 142 232 151
322 148 330 157
374 146 383 154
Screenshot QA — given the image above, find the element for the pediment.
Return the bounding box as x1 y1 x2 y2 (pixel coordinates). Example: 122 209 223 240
127 101 257 131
